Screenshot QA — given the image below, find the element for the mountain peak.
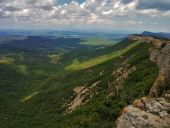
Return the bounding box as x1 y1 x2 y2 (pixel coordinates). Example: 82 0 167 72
141 31 170 39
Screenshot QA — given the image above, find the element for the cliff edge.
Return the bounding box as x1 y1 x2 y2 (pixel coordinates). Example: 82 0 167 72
116 35 170 128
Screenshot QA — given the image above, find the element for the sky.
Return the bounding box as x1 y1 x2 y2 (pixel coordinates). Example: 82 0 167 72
0 0 170 32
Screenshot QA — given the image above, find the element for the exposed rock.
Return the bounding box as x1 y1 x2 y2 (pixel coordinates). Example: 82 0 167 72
128 35 170 45
116 36 170 128
64 81 100 114
128 35 170 97
112 66 136 94
149 41 170 97
116 97 170 128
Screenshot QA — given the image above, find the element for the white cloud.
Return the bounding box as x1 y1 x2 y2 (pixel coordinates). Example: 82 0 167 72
125 20 143 25
138 9 160 17
102 9 113 15
0 0 169 30
162 11 170 17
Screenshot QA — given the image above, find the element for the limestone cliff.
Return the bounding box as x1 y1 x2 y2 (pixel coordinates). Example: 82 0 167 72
116 36 170 128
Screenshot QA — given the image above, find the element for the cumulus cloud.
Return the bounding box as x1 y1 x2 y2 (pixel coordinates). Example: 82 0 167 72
0 0 169 31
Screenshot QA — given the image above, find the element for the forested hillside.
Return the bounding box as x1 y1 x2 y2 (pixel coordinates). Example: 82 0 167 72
0 35 161 128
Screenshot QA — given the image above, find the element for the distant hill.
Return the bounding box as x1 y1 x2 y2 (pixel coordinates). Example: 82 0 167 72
141 31 170 39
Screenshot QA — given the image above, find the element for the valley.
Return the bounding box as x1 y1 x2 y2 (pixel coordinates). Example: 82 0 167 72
1 0 170 127
0 32 169 128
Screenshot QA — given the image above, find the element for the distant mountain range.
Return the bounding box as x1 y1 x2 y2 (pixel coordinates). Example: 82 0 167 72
0 30 129 41
141 31 170 39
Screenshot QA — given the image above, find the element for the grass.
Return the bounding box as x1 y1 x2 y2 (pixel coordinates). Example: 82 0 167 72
0 57 15 64
65 41 140 70
48 54 61 64
18 65 28 74
80 38 116 46
21 91 39 102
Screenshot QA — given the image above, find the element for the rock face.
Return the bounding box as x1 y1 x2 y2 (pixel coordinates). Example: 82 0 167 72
149 41 170 97
112 66 136 94
64 81 100 114
116 97 170 128
116 36 170 128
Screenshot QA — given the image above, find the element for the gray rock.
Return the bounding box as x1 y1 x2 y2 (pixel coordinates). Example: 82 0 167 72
116 97 170 128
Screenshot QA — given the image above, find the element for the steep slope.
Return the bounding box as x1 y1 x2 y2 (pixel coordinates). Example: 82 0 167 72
0 35 161 128
116 35 170 128
49 36 159 128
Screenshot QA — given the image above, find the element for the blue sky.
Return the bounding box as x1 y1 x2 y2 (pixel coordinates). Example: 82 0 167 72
0 0 170 32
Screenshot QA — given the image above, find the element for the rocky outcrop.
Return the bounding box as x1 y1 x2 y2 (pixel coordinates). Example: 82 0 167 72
112 66 136 94
116 36 170 128
149 41 170 97
64 81 100 114
116 97 170 128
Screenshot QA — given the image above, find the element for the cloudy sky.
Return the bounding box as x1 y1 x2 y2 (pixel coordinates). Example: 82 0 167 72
0 0 170 32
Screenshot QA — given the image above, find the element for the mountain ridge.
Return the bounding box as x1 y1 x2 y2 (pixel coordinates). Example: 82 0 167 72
116 35 170 128
0 34 169 128
141 31 170 39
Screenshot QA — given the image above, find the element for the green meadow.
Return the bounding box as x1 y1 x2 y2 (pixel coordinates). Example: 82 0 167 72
66 41 140 70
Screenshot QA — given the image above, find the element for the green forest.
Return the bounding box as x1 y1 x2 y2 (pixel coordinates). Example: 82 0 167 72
0 36 158 128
